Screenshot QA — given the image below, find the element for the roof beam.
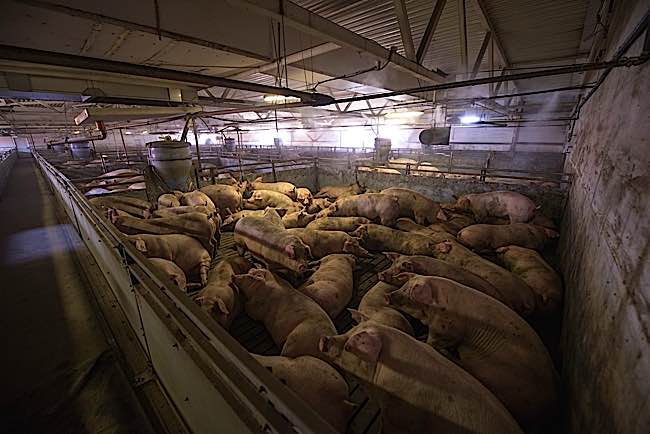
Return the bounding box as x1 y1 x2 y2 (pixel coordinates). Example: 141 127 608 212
469 0 510 66
392 0 416 61
222 0 446 83
457 0 468 76
416 0 447 64
471 31 491 78
226 42 340 79
0 44 334 105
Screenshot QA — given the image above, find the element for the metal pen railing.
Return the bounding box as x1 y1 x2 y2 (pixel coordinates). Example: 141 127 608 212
32 150 338 434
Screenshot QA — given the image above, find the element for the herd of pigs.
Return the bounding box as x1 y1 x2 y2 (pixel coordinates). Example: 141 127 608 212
89 175 563 434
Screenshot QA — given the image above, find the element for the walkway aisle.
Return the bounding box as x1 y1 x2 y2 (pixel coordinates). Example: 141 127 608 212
0 157 152 433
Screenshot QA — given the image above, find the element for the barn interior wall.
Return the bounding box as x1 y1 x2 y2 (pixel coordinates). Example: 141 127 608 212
559 1 650 432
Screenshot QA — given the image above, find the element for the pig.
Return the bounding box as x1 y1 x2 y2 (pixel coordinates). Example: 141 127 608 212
295 187 313 206
233 268 336 359
394 218 452 237
287 228 369 259
148 258 187 291
386 275 558 430
153 205 215 219
114 212 219 254
455 191 536 223
234 209 312 272
158 193 180 208
299 254 356 318
306 216 370 233
129 234 211 285
357 282 413 335
193 256 252 328
497 246 563 316
307 198 332 214
352 224 439 256
432 239 536 317
89 195 152 218
380 187 446 225
253 355 352 434
458 223 559 251
320 193 400 227
315 182 365 200
428 210 476 235
245 189 301 211
251 177 297 200
378 253 504 303
282 210 317 229
529 213 556 229
319 321 523 434
200 184 243 217
221 210 268 231
180 190 217 215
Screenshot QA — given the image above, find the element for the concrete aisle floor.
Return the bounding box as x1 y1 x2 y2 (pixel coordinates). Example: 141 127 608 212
0 156 152 433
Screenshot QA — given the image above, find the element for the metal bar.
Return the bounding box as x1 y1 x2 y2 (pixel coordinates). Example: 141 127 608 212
572 6 650 117
471 31 491 79
469 0 510 66
392 0 416 60
457 0 468 76
223 0 446 83
329 55 649 105
0 44 333 106
416 0 446 64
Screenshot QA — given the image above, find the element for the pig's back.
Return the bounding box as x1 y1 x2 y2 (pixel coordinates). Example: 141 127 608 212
377 327 523 434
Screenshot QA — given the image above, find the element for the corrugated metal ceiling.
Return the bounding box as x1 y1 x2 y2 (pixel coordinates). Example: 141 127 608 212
295 0 589 75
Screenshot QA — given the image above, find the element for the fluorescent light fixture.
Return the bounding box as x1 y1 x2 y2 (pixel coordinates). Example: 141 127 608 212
263 94 301 104
72 130 81 134
142 130 149 134
124 131 133 135
460 115 480 124
384 111 424 119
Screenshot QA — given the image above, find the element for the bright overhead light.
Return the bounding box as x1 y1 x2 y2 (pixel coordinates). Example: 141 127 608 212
124 131 133 135
460 115 480 124
72 130 81 134
263 94 301 104
384 111 424 119
142 130 149 134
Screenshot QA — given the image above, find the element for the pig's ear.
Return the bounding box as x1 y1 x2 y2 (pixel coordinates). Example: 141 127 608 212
344 329 382 363
495 246 508 254
382 252 401 262
348 308 370 323
436 209 448 221
215 299 230 316
134 238 147 253
303 244 313 260
410 283 435 305
254 176 262 183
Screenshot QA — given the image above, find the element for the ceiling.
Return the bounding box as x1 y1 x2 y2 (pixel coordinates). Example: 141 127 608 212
0 0 597 136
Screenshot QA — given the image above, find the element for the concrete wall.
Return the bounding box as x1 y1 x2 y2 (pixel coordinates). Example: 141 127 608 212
0 150 17 197
559 1 650 433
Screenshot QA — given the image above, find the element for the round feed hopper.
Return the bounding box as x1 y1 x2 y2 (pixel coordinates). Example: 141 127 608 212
70 141 92 159
147 139 192 190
